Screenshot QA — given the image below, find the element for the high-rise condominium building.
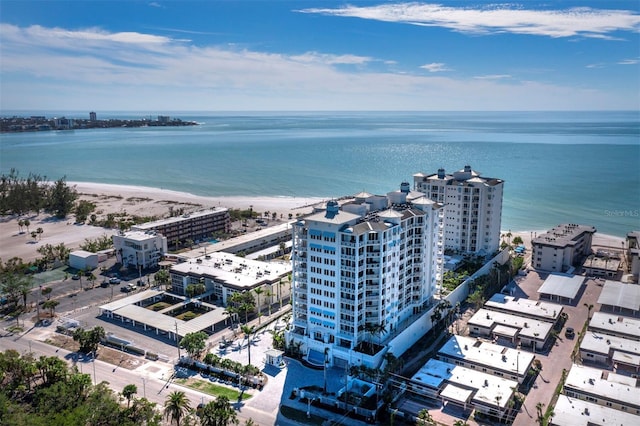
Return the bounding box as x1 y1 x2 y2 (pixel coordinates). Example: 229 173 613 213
287 183 443 368
413 165 504 254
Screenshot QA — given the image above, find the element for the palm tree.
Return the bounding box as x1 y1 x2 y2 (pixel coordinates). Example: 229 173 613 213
584 303 594 320
41 286 52 300
254 287 263 324
36 227 44 240
417 408 434 425
265 289 273 316
535 402 545 425
122 384 137 408
164 390 191 426
240 324 256 366
18 219 24 233
154 269 171 290
87 272 96 289
199 396 238 426
24 218 30 234
42 300 59 318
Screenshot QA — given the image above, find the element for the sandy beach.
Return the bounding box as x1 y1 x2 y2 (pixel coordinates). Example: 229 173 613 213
0 181 626 263
0 182 325 263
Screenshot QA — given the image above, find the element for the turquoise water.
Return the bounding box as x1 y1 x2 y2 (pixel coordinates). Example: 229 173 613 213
1 111 638 237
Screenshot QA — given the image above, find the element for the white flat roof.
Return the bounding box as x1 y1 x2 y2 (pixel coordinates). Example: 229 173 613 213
597 281 640 312
468 308 553 340
551 394 640 426
485 294 562 322
589 311 640 340
171 251 291 290
580 332 640 364
100 292 227 336
412 359 516 409
437 335 534 377
537 274 584 300
564 364 640 408
196 222 293 257
440 383 473 404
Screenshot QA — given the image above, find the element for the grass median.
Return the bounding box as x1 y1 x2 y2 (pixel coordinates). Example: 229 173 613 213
175 377 252 401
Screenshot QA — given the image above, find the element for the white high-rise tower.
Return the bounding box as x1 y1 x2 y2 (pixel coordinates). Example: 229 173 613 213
413 165 504 254
286 183 443 368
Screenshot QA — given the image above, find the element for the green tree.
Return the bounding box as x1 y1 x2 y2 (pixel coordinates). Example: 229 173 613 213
179 331 208 360
512 235 523 246
164 390 191 426
0 269 33 309
240 324 256 366
75 199 96 223
199 395 238 426
229 291 255 324
87 272 97 289
154 269 171 290
46 177 77 218
265 289 273 316
122 384 137 408
24 218 31 234
185 282 205 299
253 287 263 324
42 299 59 317
72 326 106 354
36 227 44 240
417 408 434 425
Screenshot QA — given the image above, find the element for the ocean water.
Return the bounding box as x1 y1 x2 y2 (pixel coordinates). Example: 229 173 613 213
1 111 638 237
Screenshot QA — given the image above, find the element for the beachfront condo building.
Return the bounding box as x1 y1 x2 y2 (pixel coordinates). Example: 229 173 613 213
413 165 504 255
286 183 444 368
131 208 230 250
531 224 596 273
113 230 168 270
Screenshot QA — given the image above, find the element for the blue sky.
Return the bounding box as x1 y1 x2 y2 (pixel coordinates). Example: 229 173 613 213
1 1 639 111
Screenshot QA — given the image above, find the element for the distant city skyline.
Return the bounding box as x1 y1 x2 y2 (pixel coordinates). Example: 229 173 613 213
1 1 639 111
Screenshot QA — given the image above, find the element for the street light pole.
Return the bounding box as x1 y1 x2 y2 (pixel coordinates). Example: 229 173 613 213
175 321 181 360
142 377 146 399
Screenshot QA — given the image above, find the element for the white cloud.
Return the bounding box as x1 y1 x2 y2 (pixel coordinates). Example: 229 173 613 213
290 52 373 65
474 74 512 80
618 58 639 64
299 3 640 39
420 63 450 72
0 24 635 111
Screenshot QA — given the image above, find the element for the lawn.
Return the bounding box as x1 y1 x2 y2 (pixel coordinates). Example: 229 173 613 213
146 301 171 312
279 405 326 426
175 378 252 401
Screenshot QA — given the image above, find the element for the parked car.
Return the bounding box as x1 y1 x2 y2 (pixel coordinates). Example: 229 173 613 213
109 277 121 284
72 274 81 280
565 327 575 339
121 285 132 293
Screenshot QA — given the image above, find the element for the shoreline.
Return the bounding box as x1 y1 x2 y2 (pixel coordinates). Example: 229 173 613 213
0 181 628 263
69 181 328 217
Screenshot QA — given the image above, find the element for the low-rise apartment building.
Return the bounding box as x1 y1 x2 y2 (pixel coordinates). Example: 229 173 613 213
169 252 291 311
579 332 640 373
437 335 534 383
132 208 230 250
410 359 517 420
551 394 640 426
468 308 552 352
531 224 596 273
112 230 167 269
588 311 640 342
484 293 563 327
562 364 640 415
